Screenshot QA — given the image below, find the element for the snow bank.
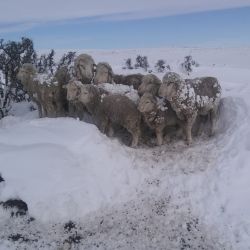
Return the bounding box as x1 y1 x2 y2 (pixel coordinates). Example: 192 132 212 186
0 117 142 222
1 47 250 249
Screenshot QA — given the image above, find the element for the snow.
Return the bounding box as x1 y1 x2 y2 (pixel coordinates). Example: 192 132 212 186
98 82 139 103
1 47 250 249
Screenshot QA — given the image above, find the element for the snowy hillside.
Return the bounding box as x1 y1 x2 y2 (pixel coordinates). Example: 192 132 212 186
1 47 250 249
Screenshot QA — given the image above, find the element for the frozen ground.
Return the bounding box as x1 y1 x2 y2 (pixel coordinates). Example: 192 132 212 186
0 47 250 249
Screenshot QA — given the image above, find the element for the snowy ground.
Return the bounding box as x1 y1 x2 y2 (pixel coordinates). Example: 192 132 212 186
0 47 250 249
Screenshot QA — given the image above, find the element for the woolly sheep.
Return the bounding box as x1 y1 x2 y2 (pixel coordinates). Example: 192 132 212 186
138 93 181 146
113 74 144 90
93 62 113 85
18 64 69 118
138 74 161 96
74 54 95 84
158 72 221 144
66 83 141 147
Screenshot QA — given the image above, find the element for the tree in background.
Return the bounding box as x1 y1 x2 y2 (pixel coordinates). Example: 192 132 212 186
0 37 36 117
134 55 149 71
36 49 56 75
57 51 76 76
154 59 171 73
181 55 198 75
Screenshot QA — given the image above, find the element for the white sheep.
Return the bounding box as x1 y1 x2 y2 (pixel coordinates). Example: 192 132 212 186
138 93 181 146
158 72 221 144
93 62 113 85
64 83 141 147
138 74 162 96
74 54 95 84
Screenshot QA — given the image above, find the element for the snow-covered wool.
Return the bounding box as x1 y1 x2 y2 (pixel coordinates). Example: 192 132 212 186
158 72 221 144
97 82 139 104
138 92 181 145
18 64 69 118
93 62 113 85
138 74 162 96
113 73 143 90
74 54 95 84
66 84 141 147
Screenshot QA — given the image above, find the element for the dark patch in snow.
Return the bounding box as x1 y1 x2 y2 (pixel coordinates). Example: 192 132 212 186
8 233 36 243
1 199 28 216
65 233 82 244
0 173 4 182
64 221 76 232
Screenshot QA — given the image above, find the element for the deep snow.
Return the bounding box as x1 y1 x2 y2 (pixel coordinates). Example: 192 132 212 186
0 47 250 249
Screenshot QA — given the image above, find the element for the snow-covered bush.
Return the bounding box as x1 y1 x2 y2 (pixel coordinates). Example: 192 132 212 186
154 59 171 73
181 55 199 75
134 55 149 71
0 82 12 119
36 49 56 75
123 58 134 70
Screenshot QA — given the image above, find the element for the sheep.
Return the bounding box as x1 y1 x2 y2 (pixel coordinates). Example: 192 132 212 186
18 64 69 118
138 74 161 96
138 93 181 146
74 54 95 84
113 74 143 90
93 62 113 85
158 72 222 145
18 63 43 117
65 83 141 147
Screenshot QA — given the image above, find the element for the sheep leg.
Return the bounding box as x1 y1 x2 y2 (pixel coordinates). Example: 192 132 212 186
185 113 197 145
130 128 140 148
107 123 114 137
209 108 217 137
155 127 164 146
99 118 109 134
37 103 43 118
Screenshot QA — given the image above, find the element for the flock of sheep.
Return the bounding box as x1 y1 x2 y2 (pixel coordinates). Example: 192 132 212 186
17 54 222 147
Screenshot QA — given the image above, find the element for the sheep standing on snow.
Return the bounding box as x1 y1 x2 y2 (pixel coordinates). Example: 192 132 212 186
74 54 95 84
138 74 161 96
93 62 113 85
65 82 141 147
138 93 181 146
113 74 144 90
18 64 69 118
158 72 221 145
18 63 44 117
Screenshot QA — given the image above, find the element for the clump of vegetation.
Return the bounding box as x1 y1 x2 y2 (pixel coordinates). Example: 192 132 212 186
123 58 134 70
134 55 149 71
181 55 199 75
155 59 171 73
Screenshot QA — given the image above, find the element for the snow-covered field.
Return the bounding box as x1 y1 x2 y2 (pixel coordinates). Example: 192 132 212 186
0 47 250 249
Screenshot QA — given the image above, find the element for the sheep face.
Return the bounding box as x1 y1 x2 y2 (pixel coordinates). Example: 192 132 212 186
138 74 161 96
138 93 156 113
79 85 96 105
65 82 81 102
75 54 95 84
158 82 177 100
93 63 113 85
17 63 36 84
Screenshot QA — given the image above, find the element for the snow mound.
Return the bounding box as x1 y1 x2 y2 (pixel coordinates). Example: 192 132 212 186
0 118 142 222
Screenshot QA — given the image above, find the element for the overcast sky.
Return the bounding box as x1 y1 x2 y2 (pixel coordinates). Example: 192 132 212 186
0 0 250 49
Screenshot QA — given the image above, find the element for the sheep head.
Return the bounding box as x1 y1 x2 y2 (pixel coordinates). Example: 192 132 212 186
17 63 36 85
138 74 161 96
64 80 82 102
74 54 95 84
138 93 157 113
93 62 113 85
79 84 99 105
158 72 182 100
